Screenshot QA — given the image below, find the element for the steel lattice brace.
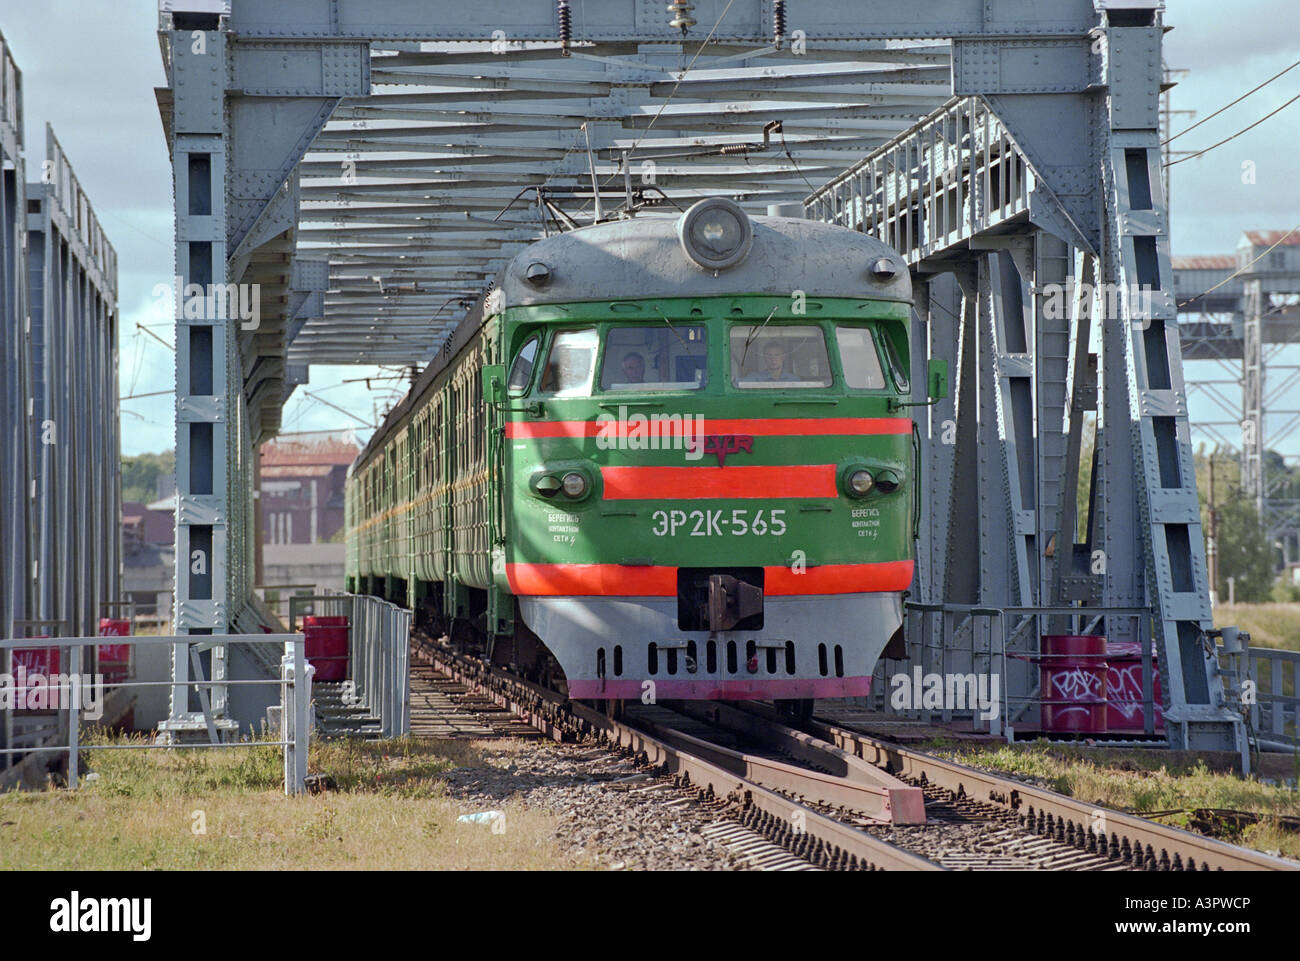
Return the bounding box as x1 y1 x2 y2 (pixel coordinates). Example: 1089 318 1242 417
808 7 1245 756
1175 252 1300 565
155 0 1244 754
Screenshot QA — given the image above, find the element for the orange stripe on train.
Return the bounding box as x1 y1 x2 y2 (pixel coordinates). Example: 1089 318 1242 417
506 417 912 439
505 561 914 597
600 464 838 499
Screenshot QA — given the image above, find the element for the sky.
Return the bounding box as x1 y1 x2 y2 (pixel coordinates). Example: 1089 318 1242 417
0 0 1295 457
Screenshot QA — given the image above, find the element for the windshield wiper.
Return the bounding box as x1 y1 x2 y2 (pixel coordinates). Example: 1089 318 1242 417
740 305 781 369
656 310 690 349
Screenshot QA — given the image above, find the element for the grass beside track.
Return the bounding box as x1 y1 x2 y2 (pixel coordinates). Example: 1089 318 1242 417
0 734 587 870
1216 603 1300 651
929 740 1300 861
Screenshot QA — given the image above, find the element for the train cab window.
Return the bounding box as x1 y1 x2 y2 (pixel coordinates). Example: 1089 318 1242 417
880 330 910 393
538 328 598 396
730 324 832 388
508 335 540 394
600 324 707 390
835 326 887 390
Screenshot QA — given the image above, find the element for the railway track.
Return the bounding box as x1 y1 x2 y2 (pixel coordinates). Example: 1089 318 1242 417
798 707 1300 872
417 634 934 870
412 633 1298 872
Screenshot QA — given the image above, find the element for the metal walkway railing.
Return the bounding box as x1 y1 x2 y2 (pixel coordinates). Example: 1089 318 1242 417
0 633 315 794
289 593 410 739
1237 646 1299 752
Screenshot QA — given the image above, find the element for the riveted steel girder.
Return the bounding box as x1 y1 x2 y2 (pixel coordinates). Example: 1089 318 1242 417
160 0 1252 756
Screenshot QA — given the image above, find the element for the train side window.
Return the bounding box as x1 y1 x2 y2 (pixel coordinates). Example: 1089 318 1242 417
600 324 707 390
508 335 540 394
835 326 887 389
730 324 832 388
538 328 598 396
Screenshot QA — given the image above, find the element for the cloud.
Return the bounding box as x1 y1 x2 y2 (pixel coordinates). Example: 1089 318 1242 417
3 0 1298 456
1165 0 1300 67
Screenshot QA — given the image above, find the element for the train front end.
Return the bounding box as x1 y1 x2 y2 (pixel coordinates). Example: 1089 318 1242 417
494 200 924 702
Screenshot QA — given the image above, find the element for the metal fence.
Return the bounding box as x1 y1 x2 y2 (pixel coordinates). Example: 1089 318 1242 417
254 583 320 625
875 603 1298 755
1239 646 1299 751
289 593 410 739
0 633 314 794
873 603 1157 739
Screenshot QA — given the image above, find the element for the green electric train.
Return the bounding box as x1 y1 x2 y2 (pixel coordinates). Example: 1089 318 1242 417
345 198 942 712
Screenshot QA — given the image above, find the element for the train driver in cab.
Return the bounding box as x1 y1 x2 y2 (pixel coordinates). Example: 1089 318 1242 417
760 342 799 382
622 351 646 384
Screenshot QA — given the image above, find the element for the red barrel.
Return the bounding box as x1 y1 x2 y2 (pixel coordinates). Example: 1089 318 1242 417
97 617 132 683
1105 641 1164 733
302 615 350 681
1040 635 1108 734
11 640 58 712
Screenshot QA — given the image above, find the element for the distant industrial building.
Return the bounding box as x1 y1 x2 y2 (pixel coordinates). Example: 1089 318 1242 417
121 495 175 624
257 429 361 594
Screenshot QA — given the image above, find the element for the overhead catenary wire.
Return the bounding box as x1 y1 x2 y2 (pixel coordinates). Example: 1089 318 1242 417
620 0 739 165
577 0 741 215
1162 57 1300 145
1177 225 1300 307
777 123 819 197
1164 92 1300 167
135 322 175 352
295 389 377 428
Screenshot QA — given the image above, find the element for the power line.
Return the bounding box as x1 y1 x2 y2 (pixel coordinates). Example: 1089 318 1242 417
778 123 819 198
95 207 174 251
134 322 174 352
1163 58 1300 146
299 389 376 428
126 330 145 396
1178 225 1300 308
622 0 738 165
579 0 741 214
1164 92 1300 167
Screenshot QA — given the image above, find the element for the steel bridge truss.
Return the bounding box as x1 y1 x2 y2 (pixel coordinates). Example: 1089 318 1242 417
157 0 1243 753
808 17 1243 753
0 32 121 765
1178 261 1300 562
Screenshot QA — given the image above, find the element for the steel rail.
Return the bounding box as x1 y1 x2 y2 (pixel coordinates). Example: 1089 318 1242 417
412 635 940 870
792 708 1299 872
633 701 927 824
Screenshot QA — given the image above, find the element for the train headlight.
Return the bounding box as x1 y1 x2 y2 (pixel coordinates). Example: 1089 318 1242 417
534 475 562 497
561 471 589 498
874 469 901 494
847 468 874 496
869 256 899 282
678 197 753 271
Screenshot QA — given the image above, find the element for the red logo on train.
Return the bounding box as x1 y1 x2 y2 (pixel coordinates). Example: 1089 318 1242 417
694 434 754 467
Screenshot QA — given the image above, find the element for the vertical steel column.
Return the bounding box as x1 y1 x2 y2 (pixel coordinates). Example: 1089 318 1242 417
1097 15 1242 755
918 272 961 607
942 269 981 609
975 243 1036 609
162 19 231 735
1051 250 1100 608
0 33 27 768
1242 277 1264 518
1032 234 1074 604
